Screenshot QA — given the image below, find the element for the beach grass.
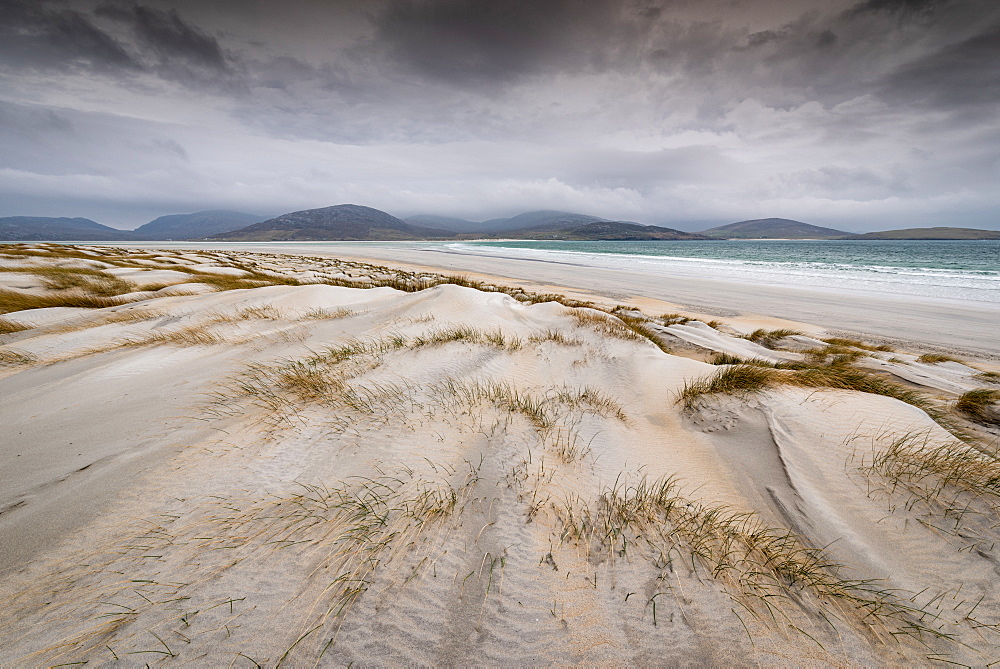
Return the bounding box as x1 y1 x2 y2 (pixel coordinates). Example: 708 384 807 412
917 353 959 364
0 288 130 314
742 328 801 349
955 389 1000 425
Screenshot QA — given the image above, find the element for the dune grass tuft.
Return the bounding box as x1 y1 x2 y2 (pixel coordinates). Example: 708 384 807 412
0 348 37 366
917 353 959 364
0 317 28 334
678 362 955 434
528 329 584 346
742 328 801 349
823 337 893 352
0 288 130 314
677 364 776 409
302 307 354 320
551 475 946 642
974 371 1000 384
861 432 1000 503
955 389 1000 425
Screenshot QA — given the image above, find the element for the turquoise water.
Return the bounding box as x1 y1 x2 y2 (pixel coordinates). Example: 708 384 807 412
441 240 1000 303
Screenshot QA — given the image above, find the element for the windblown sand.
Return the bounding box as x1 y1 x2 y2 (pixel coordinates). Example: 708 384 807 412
1 244 998 666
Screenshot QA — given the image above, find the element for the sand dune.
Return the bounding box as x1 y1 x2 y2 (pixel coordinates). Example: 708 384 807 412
1 244 999 665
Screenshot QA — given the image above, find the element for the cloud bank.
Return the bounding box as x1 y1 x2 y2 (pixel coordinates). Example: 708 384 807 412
0 0 997 230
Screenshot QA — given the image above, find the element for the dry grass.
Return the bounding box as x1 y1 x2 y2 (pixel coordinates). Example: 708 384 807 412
955 389 1000 425
0 317 28 335
0 348 37 366
677 364 776 409
711 353 777 367
0 288 131 314
823 337 893 352
917 353 959 364
528 329 584 346
551 475 947 643
302 307 354 320
678 363 947 430
121 322 228 348
742 328 801 349
571 310 641 340
860 432 1000 505
857 431 1000 553
803 346 868 367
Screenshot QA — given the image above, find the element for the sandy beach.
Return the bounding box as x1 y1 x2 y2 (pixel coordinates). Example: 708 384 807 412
2 242 999 666
121 241 1000 360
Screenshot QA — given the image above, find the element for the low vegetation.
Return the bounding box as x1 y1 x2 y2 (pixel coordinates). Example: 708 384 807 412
677 364 776 409
0 317 27 335
955 389 1000 425
823 337 893 352
917 353 958 364
0 288 130 314
678 362 949 431
742 328 800 349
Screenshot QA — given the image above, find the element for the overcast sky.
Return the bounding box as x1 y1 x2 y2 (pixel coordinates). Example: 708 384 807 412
1 0 998 231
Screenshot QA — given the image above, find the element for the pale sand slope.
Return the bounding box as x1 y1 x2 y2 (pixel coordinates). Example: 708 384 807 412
158 241 999 359
1 246 999 665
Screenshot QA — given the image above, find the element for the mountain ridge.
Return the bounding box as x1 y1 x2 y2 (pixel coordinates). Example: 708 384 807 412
700 218 850 239
0 216 134 241
133 210 265 240
210 204 453 241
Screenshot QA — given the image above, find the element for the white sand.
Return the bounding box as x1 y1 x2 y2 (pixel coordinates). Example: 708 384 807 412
1 245 998 665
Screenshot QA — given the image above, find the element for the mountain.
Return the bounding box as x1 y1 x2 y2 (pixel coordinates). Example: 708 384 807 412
0 216 133 241
504 221 708 240
701 218 849 239
133 210 264 240
211 204 454 241
481 210 608 233
404 215 481 233
848 227 1000 240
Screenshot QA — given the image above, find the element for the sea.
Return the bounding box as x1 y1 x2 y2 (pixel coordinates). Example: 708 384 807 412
436 239 1000 304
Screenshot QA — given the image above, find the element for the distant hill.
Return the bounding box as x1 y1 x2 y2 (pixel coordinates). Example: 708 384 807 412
503 221 708 241
212 204 453 241
404 215 481 233
0 216 133 241
406 210 613 235
701 218 849 239
848 227 1000 240
481 210 608 233
133 210 264 240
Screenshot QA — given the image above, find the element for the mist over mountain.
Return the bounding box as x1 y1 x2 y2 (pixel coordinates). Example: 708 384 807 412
404 215 480 233
482 211 608 233
133 211 265 240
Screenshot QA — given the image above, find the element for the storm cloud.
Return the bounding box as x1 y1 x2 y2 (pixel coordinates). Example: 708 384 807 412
0 0 997 230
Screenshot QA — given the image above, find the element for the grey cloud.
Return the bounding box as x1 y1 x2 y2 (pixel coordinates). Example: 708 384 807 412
96 2 232 73
880 23 1000 108
372 0 636 84
150 138 189 160
0 0 138 72
846 0 950 19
